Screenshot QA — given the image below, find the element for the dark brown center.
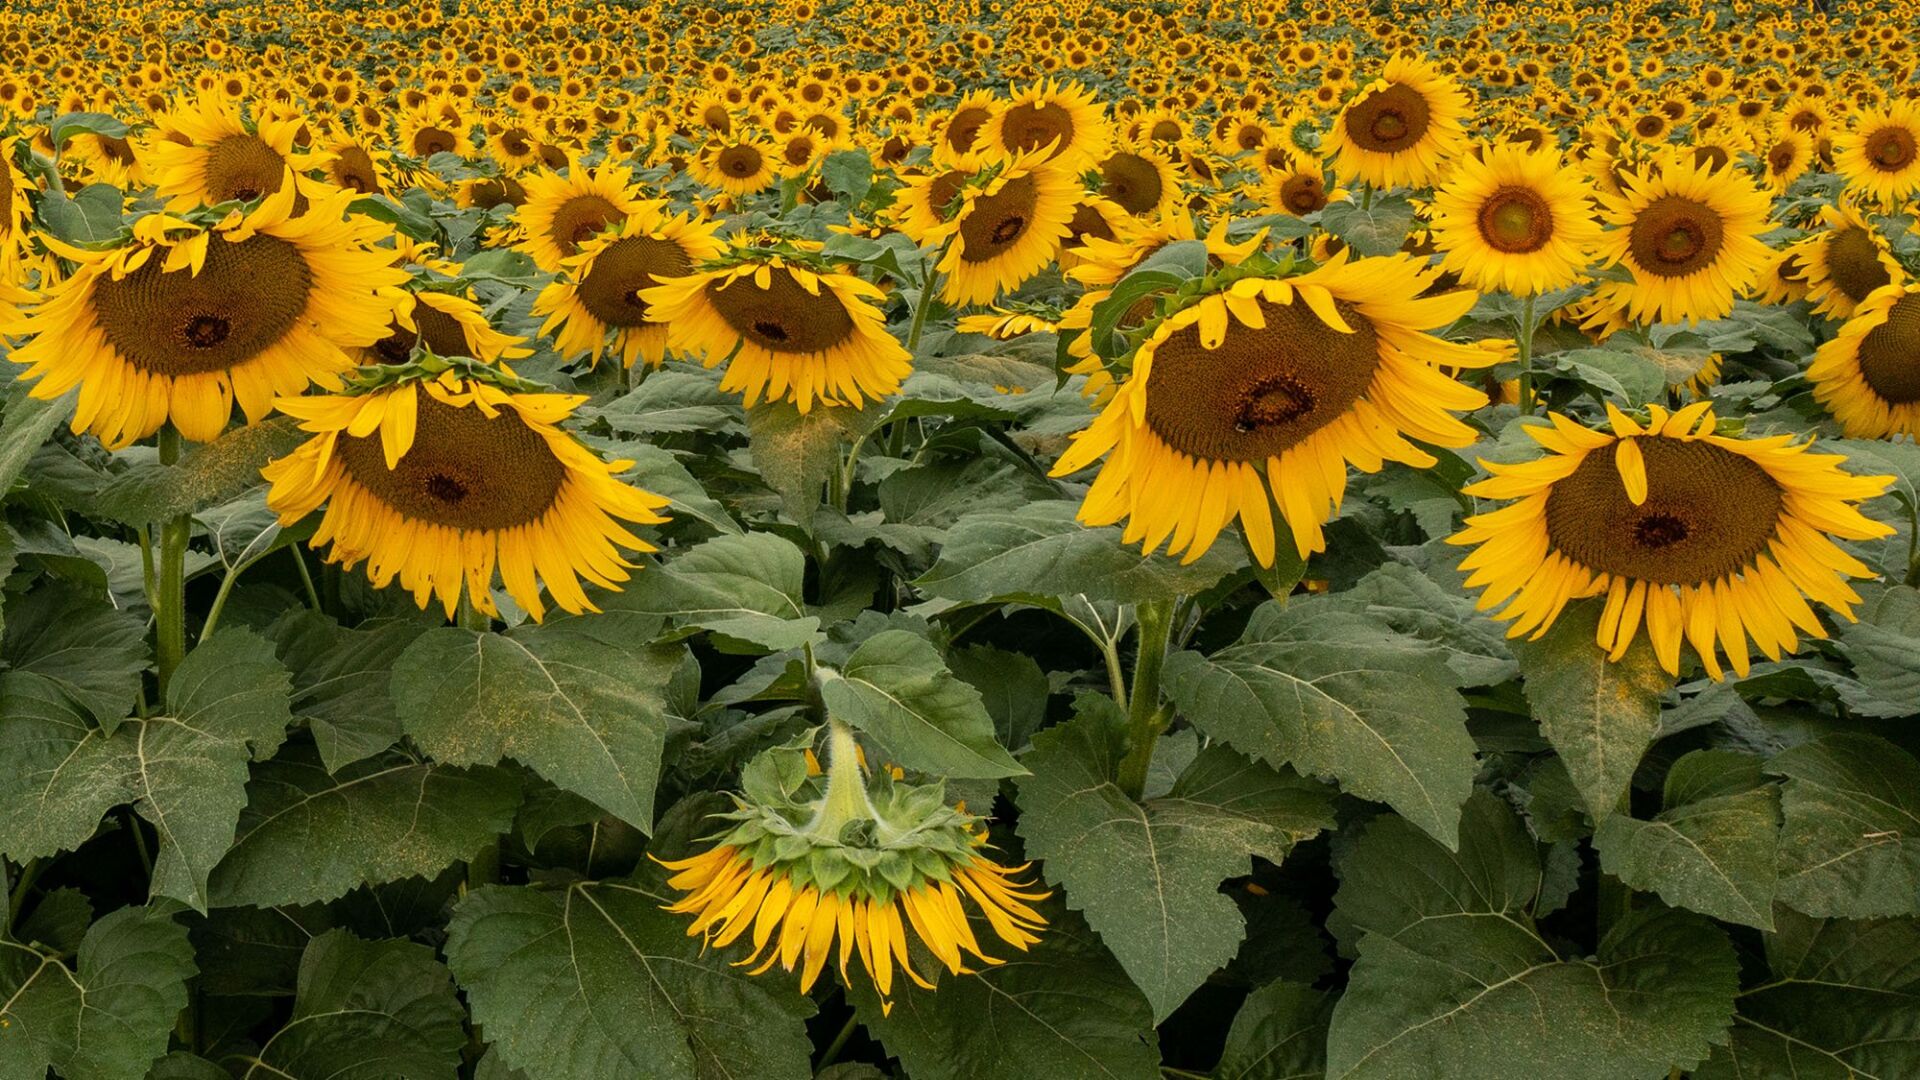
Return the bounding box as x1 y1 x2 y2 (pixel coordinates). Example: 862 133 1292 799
704 266 856 353
413 125 457 157
93 233 312 376
1857 293 1920 405
331 145 380 194
1827 225 1893 303
335 393 567 530
468 176 527 209
716 144 764 179
578 235 691 328
1627 195 1725 277
999 101 1075 157
1345 83 1431 153
1281 172 1329 215
945 106 990 154
1477 185 1554 253
204 133 290 204
958 173 1039 263
549 194 621 255
1867 126 1917 170
1100 152 1164 214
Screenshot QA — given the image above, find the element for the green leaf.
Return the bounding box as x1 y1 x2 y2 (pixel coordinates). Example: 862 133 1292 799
1768 733 1920 918
1594 750 1780 929
849 905 1161 1080
91 418 305 527
39 184 125 245
391 618 681 832
249 930 466 1080
1327 793 1739 1080
1320 195 1415 256
945 643 1049 752
0 630 289 911
0 383 74 498
1216 980 1334 1080
444 881 815 1080
208 741 521 908
1829 585 1920 718
1162 598 1475 847
617 533 822 651
1335 562 1516 686
916 501 1238 605
819 629 1024 779
1514 600 1671 821
47 111 129 148
595 370 740 437
821 148 873 204
1 583 148 728
269 612 432 772
0 904 193 1080
746 399 880 530
1016 707 1332 1019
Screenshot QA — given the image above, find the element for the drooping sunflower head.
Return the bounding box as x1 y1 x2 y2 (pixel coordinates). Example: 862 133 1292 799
690 135 778 196
1809 282 1920 439
975 78 1112 171
1323 53 1472 190
1792 201 1906 320
1257 150 1337 218
1835 100 1920 206
1430 141 1602 297
141 93 313 212
933 149 1081 306
532 205 727 369
1593 154 1775 325
512 157 648 271
262 368 669 621
9 188 406 449
1051 252 1502 565
1451 403 1894 679
641 243 911 413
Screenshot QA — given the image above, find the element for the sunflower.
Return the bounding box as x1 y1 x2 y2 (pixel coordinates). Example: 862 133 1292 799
455 175 529 211
0 136 29 267
1793 202 1905 320
8 188 405 449
533 205 727 369
485 118 544 173
1259 153 1336 218
1590 155 1774 325
1808 282 1920 439
1835 100 1920 206
888 167 975 239
143 94 316 211
1323 54 1471 190
932 88 999 167
312 131 394 197
264 372 666 621
396 93 477 160
1450 403 1894 679
1757 125 1813 194
1059 197 1132 271
1095 143 1181 217
1131 108 1189 146
690 135 779 196
1429 142 1601 296
368 287 530 367
513 157 650 271
975 79 1111 171
642 245 911 412
928 150 1080 306
1051 252 1501 565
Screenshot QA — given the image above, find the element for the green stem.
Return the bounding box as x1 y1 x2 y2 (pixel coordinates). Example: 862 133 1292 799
905 237 954 355
816 1012 859 1072
154 427 191 696
123 808 153 879
808 718 877 838
1115 599 1176 801
1362 184 1374 210
456 593 492 632
1515 293 1539 415
7 858 43 932
1100 637 1129 713
1596 790 1634 942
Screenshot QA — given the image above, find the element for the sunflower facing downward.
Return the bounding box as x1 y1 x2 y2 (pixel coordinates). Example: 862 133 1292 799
925 150 1080 306
263 368 669 621
1450 403 1894 679
513 157 650 271
1430 143 1601 296
1834 100 1920 207
1808 282 1920 439
1590 156 1774 325
1323 54 1471 190
533 205 727 369
642 242 911 412
1051 252 1502 566
8 187 405 448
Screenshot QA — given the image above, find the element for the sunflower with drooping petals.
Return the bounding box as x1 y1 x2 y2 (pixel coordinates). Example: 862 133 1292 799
1834 99 1920 207
366 286 531 368
8 187 406 449
1590 155 1774 325
396 94 477 161
143 94 318 211
889 166 976 239
263 367 669 621
974 79 1111 171
1450 403 1894 679
926 150 1080 306
642 242 911 412
932 88 1000 168
1323 54 1472 190
1792 201 1905 320
1808 282 1920 439
533 204 728 369
513 157 651 272
1051 252 1504 565
1430 142 1601 296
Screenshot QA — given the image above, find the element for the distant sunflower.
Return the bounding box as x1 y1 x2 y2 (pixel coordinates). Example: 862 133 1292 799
1809 282 1920 438
1259 153 1336 217
313 131 394 197
1591 156 1774 325
932 150 1079 306
933 88 999 167
367 287 530 367
0 136 29 267
1451 403 1894 678
143 94 316 211
1323 54 1471 189
1051 253 1501 564
1835 100 1920 205
1096 143 1180 217
976 79 1111 171
9 188 404 448
485 120 544 173
396 94 477 160
691 136 778 195
1430 142 1601 296
642 248 911 412
533 205 727 369
514 157 649 271
1794 202 1905 320
264 373 668 621
1757 126 1813 194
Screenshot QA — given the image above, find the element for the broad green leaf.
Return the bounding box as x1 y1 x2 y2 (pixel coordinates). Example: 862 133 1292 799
90 418 305 527
0 905 193 1080
209 741 521 908
1162 598 1475 847
391 617 682 832
945 643 1049 752
444 881 815 1080
916 501 1239 605
0 631 289 911
1216 980 1334 1080
13 888 93 954
1593 750 1780 929
1327 794 1739 1080
617 443 743 536
849 905 1161 1080
1768 734 1920 918
595 370 740 437
0 384 73 498
1829 586 1920 718
46 111 129 147
1016 708 1332 1019
821 148 873 203
1334 562 1516 686
616 532 821 651
38 184 125 245
746 399 880 530
248 930 466 1080
1 583 148 728
818 629 1024 779
269 612 432 772
147 1053 230 1080
1320 195 1415 256
1514 600 1671 820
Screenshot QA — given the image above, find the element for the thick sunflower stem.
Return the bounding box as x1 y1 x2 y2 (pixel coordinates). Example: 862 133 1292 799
1514 293 1539 415
154 426 191 696
456 593 492 633
810 718 877 839
1115 598 1175 801
905 237 954 355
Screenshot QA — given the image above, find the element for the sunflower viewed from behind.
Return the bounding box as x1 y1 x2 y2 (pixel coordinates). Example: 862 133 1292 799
1808 282 1920 439
9 187 405 448
1834 100 1920 206
1451 403 1893 679
263 366 669 621
1323 54 1471 190
533 204 727 369
514 157 650 271
1591 155 1774 325
1430 142 1601 296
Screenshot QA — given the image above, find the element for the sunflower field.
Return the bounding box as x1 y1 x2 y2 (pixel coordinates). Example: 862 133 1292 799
3 0 1920 1077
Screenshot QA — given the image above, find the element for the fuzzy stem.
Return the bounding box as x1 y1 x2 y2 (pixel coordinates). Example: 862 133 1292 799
905 237 954 355
809 718 877 839
456 593 492 632
290 546 323 611
1515 293 1539 415
154 426 191 695
1115 599 1176 801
